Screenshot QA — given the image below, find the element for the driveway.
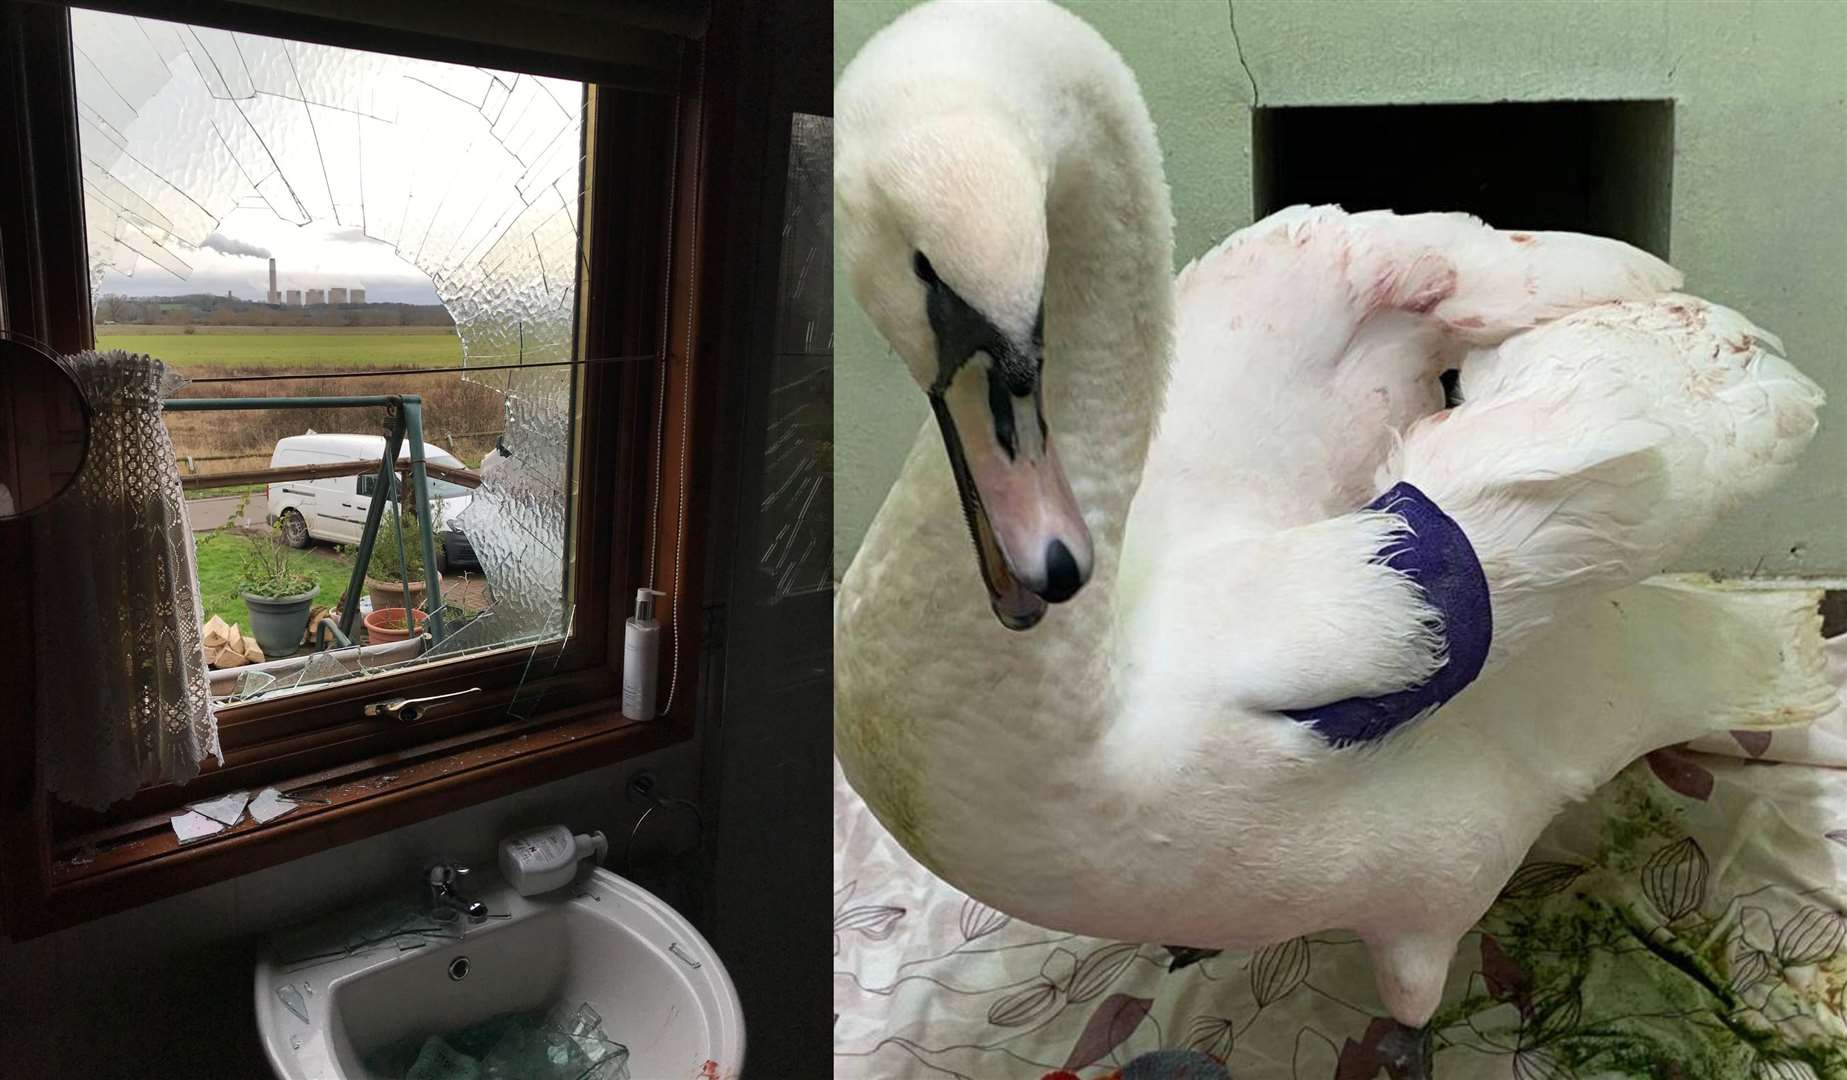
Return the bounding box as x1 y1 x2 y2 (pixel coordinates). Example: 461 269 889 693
189 494 259 533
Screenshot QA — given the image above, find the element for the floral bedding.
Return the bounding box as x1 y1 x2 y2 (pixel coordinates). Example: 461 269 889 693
834 637 1847 1079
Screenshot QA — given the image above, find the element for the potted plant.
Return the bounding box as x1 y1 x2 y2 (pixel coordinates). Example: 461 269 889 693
362 606 430 644
239 522 319 660
364 497 442 613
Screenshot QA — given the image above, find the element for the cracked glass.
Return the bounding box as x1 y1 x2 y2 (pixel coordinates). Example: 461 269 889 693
758 113 833 604
70 8 588 706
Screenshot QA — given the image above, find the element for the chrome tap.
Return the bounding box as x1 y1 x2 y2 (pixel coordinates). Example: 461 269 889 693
421 860 488 922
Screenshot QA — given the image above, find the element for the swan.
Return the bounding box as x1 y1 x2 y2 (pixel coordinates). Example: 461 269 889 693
834 0 1831 1067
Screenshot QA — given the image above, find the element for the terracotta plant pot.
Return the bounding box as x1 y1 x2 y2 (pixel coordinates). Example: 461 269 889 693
363 607 430 644
365 574 439 614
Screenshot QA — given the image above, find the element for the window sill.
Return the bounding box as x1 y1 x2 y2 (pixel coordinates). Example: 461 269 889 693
12 703 690 938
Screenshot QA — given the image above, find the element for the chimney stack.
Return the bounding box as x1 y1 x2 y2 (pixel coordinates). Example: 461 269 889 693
267 258 279 304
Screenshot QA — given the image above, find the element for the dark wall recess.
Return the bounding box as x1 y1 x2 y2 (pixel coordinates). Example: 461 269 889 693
1253 100 1675 259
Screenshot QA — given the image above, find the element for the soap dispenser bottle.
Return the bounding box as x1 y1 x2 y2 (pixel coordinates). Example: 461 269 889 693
622 588 666 721
497 826 609 896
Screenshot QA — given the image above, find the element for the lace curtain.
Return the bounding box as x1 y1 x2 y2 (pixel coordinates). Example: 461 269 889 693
33 350 217 810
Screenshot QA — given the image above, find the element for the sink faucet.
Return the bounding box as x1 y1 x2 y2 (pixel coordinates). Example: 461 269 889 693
421 860 488 923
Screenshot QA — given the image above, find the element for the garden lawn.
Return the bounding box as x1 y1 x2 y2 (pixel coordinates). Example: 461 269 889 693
194 529 356 634
96 325 461 371
184 481 264 501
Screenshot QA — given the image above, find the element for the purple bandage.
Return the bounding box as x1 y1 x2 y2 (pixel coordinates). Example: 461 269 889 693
1284 482 1492 745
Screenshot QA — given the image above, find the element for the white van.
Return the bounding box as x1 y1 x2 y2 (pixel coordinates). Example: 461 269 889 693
266 433 476 568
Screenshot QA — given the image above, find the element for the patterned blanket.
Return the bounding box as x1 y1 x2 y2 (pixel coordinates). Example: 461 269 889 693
834 638 1847 1079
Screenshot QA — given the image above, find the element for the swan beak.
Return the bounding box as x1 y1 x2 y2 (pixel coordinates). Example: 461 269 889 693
930 359 1094 630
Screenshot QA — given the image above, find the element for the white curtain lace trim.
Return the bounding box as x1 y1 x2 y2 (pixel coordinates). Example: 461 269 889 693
34 350 218 811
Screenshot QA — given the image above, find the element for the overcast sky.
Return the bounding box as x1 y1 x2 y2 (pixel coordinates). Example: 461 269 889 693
97 206 442 305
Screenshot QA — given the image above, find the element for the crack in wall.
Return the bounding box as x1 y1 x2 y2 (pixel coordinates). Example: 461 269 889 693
1228 0 1262 108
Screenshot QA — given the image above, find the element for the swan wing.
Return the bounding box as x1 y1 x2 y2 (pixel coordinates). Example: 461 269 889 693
1382 294 1824 665
1152 206 1686 518
1135 212 1819 740
1177 205 1684 349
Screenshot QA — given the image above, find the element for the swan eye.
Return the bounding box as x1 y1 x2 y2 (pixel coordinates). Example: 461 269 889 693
913 251 939 286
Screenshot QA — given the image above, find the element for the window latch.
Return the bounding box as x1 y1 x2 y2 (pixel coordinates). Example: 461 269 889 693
364 687 481 723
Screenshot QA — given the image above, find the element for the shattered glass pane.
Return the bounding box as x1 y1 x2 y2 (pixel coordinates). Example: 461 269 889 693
71 9 585 703
757 114 833 603
507 605 575 722
280 649 350 691
419 611 510 660
459 422 572 637
230 667 278 701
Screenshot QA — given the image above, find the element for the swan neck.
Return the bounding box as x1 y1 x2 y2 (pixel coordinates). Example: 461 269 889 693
1039 89 1174 571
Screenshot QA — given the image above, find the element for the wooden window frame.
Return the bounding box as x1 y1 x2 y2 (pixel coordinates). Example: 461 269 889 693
0 0 726 937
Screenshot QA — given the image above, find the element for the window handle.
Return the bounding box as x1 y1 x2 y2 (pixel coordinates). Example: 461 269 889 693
364 687 480 722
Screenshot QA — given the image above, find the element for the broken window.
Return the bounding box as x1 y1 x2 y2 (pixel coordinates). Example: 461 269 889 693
70 7 587 704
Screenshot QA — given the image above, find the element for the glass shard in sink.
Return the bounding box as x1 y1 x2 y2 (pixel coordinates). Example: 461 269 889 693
270 898 470 971
367 1001 630 1080
255 868 743 1079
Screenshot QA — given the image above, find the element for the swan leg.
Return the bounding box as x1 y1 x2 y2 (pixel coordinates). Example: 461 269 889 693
1365 931 1455 1028
1375 1022 1434 1080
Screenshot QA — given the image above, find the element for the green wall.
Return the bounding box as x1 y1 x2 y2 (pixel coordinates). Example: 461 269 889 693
834 0 1847 580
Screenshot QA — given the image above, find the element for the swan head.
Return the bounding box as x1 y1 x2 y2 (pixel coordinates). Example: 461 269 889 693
839 111 1094 630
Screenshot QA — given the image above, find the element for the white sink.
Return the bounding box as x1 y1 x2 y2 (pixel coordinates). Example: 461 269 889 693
254 866 744 1080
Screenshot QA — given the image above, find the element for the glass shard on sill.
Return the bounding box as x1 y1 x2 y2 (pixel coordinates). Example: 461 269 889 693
229 667 279 702
249 786 299 823
170 809 227 843
189 789 251 825
279 649 352 693
171 788 250 841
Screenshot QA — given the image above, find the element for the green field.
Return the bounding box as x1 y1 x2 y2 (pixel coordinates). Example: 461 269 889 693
96 324 462 371
193 528 356 633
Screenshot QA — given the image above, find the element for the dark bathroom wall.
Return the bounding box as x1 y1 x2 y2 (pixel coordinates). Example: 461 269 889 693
693 1 833 1077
